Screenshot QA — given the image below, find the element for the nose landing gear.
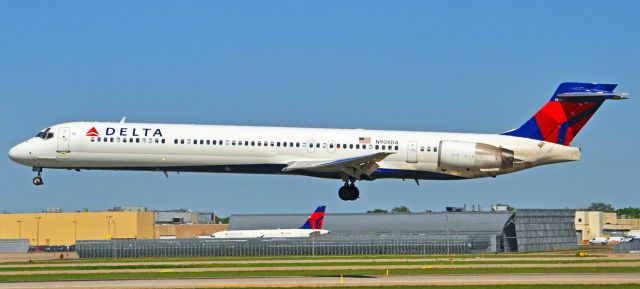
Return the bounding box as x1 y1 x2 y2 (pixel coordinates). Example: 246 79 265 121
32 167 43 186
338 180 359 201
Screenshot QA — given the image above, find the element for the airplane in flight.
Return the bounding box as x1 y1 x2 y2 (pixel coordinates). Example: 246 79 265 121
8 82 628 201
211 205 328 238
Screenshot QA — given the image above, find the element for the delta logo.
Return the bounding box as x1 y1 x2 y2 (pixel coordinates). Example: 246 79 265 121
85 127 163 137
86 127 99 137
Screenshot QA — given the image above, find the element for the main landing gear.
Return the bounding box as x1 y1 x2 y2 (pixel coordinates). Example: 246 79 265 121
32 167 43 186
338 180 359 201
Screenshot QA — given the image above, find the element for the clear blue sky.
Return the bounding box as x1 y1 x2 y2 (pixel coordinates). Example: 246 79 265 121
1 1 638 216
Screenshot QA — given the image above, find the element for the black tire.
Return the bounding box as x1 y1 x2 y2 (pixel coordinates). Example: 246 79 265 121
32 177 43 186
350 186 360 200
338 186 351 201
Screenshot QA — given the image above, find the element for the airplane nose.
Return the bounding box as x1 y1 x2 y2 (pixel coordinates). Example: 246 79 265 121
8 142 31 164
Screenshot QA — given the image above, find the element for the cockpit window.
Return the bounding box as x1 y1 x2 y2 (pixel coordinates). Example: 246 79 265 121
35 128 54 140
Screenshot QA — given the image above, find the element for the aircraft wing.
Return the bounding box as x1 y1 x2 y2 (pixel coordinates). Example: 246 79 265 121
282 152 394 180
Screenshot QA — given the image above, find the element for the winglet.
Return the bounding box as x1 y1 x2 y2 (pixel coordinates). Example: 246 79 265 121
120 116 126 124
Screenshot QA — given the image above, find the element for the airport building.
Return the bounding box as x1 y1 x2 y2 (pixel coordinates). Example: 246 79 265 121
575 211 640 242
0 211 155 246
76 209 577 258
0 209 228 246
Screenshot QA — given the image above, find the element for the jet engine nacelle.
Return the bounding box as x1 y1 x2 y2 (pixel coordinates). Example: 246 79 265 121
438 140 514 171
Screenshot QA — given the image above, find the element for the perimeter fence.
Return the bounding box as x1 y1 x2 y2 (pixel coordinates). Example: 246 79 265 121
0 239 29 253
614 241 640 253
77 233 492 258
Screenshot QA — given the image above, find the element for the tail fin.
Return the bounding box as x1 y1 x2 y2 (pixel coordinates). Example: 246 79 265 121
502 82 628 145
299 206 326 229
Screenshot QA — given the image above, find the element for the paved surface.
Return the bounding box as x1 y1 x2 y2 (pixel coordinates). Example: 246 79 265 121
2 261 640 275
0 253 78 263
1 273 640 288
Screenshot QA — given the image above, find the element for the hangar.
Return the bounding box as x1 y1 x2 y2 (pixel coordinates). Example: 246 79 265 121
77 209 577 258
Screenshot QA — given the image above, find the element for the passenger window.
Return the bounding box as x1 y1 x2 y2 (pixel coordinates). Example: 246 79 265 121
434 147 438 152
134 138 138 143
277 142 281 147
336 144 341 149
123 138 127 143
200 140 204 145
257 141 262 146
238 141 243 146
187 139 191 144
420 146 424 152
322 143 326 148
251 141 255 146
161 139 165 144
206 140 210 145
225 140 229 145
356 144 360 149
302 142 306 147
349 144 353 149
91 137 95 142
368 145 373 149
375 145 379 150
289 142 293 147
110 137 115 143
270 141 275 146
395 145 399 150
142 138 147 143
116 137 121 143
245 141 249 146
427 146 431 152
382 145 386 150
232 140 236 145
329 143 334 148
180 139 185 144
316 143 320 148
296 142 300 147
212 140 217 145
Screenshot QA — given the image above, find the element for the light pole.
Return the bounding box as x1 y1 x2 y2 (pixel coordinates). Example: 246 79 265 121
445 214 450 255
34 216 42 246
16 220 23 239
106 216 112 238
72 221 79 244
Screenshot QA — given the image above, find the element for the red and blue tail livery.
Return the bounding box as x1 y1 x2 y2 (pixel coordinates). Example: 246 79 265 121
299 205 326 230
503 82 628 145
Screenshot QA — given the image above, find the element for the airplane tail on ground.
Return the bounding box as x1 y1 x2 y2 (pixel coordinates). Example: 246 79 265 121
502 82 628 146
299 206 326 229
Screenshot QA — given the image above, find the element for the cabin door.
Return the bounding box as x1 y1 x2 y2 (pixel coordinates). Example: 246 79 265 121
57 127 71 152
406 141 418 163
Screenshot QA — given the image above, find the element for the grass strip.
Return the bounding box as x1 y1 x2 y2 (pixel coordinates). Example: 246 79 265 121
0 258 638 272
0 266 639 282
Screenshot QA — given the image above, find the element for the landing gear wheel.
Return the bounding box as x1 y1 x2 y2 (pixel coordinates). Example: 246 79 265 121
338 182 360 201
338 185 351 201
32 167 43 186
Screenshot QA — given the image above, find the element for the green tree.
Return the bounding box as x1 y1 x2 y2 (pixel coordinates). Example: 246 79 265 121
616 207 640 218
586 202 615 212
391 206 411 213
366 209 389 213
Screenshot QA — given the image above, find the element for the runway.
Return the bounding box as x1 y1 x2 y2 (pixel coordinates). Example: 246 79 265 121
2 273 640 288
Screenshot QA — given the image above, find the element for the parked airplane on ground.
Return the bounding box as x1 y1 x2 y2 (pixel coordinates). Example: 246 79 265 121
8 82 627 201
211 206 328 238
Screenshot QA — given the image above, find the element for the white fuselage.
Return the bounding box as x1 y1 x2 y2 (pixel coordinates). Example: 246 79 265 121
211 229 329 239
8 122 581 180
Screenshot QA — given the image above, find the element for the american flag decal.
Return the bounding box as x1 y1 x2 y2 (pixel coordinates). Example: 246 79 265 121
358 137 371 144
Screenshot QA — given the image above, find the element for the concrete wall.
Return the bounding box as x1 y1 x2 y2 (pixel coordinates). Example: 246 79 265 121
0 212 155 246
